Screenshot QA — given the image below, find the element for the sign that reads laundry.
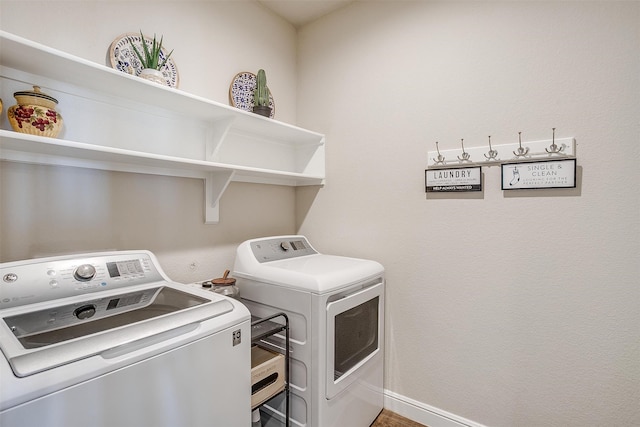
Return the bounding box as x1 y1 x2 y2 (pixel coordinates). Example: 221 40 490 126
501 158 576 190
425 166 482 192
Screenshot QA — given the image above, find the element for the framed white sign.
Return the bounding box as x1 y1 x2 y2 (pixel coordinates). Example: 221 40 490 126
501 159 576 190
425 166 482 192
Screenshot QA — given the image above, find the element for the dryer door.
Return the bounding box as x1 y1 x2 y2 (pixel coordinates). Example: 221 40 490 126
325 279 383 399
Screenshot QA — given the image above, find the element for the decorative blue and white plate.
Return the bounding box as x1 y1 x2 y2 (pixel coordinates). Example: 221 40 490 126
109 33 179 88
229 71 275 118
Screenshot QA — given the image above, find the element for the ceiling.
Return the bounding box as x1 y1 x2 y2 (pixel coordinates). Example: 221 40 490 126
257 0 355 28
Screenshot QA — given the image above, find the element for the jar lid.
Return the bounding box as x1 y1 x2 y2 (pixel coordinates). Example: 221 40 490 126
14 86 58 106
211 269 236 286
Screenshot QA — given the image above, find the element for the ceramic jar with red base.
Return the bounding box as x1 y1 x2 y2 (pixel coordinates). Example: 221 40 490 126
7 86 63 138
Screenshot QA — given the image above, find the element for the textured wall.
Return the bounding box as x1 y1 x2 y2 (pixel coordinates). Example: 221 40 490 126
296 2 639 426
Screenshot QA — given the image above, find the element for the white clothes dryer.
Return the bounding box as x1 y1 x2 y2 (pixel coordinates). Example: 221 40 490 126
233 235 384 427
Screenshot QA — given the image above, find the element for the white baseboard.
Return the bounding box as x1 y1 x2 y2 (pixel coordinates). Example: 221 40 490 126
383 390 487 427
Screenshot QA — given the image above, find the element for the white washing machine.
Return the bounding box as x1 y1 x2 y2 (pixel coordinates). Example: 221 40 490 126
233 235 385 427
0 250 251 427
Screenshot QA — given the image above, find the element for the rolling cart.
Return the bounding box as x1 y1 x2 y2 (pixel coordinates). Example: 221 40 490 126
251 313 290 427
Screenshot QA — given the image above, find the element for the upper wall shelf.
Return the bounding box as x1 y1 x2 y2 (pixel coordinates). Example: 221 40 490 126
0 31 325 223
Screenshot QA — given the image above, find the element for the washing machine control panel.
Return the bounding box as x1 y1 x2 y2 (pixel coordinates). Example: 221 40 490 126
0 251 164 309
250 237 317 262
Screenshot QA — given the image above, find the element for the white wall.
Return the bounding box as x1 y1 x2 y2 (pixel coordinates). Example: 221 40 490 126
297 1 639 426
0 1 298 283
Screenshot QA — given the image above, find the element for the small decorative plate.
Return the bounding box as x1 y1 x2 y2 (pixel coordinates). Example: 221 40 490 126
229 72 275 118
109 33 179 88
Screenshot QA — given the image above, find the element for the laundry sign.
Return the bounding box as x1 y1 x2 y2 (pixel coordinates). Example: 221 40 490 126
501 158 576 190
425 166 482 192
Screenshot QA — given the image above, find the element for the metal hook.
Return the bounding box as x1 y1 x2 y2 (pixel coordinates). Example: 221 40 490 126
513 131 529 157
432 141 446 165
545 127 563 154
457 139 471 162
484 135 499 160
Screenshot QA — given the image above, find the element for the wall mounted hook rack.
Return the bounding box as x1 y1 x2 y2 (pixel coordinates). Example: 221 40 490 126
426 133 575 169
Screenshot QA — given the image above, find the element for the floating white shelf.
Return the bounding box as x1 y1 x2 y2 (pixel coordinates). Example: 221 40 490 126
0 31 325 223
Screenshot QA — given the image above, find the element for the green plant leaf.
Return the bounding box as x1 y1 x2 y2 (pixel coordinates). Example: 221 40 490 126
140 31 153 69
158 49 174 70
128 37 145 66
129 31 171 70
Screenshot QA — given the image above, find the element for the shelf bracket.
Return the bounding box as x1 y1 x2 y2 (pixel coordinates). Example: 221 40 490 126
206 117 236 162
204 170 235 224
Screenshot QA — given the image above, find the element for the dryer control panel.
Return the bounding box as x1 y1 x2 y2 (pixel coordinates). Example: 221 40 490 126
250 236 317 263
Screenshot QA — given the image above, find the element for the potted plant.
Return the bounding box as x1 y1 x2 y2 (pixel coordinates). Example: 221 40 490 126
252 69 272 117
128 31 173 85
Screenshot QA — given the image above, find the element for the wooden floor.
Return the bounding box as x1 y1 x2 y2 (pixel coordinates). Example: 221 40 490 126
370 409 427 427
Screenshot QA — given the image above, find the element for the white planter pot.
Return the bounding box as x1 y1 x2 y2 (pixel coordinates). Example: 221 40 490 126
139 68 166 86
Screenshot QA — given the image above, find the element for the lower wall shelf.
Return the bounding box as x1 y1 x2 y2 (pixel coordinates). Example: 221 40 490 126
0 131 324 223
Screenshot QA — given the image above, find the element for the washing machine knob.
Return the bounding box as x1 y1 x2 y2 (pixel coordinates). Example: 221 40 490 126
74 264 96 281
74 304 96 320
280 241 290 251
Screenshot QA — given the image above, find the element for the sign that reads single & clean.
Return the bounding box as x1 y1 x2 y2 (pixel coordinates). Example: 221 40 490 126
501 159 576 190
425 166 482 193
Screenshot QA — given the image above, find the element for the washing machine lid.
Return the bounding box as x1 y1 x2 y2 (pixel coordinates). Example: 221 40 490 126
233 236 384 293
0 251 239 377
0 283 236 377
